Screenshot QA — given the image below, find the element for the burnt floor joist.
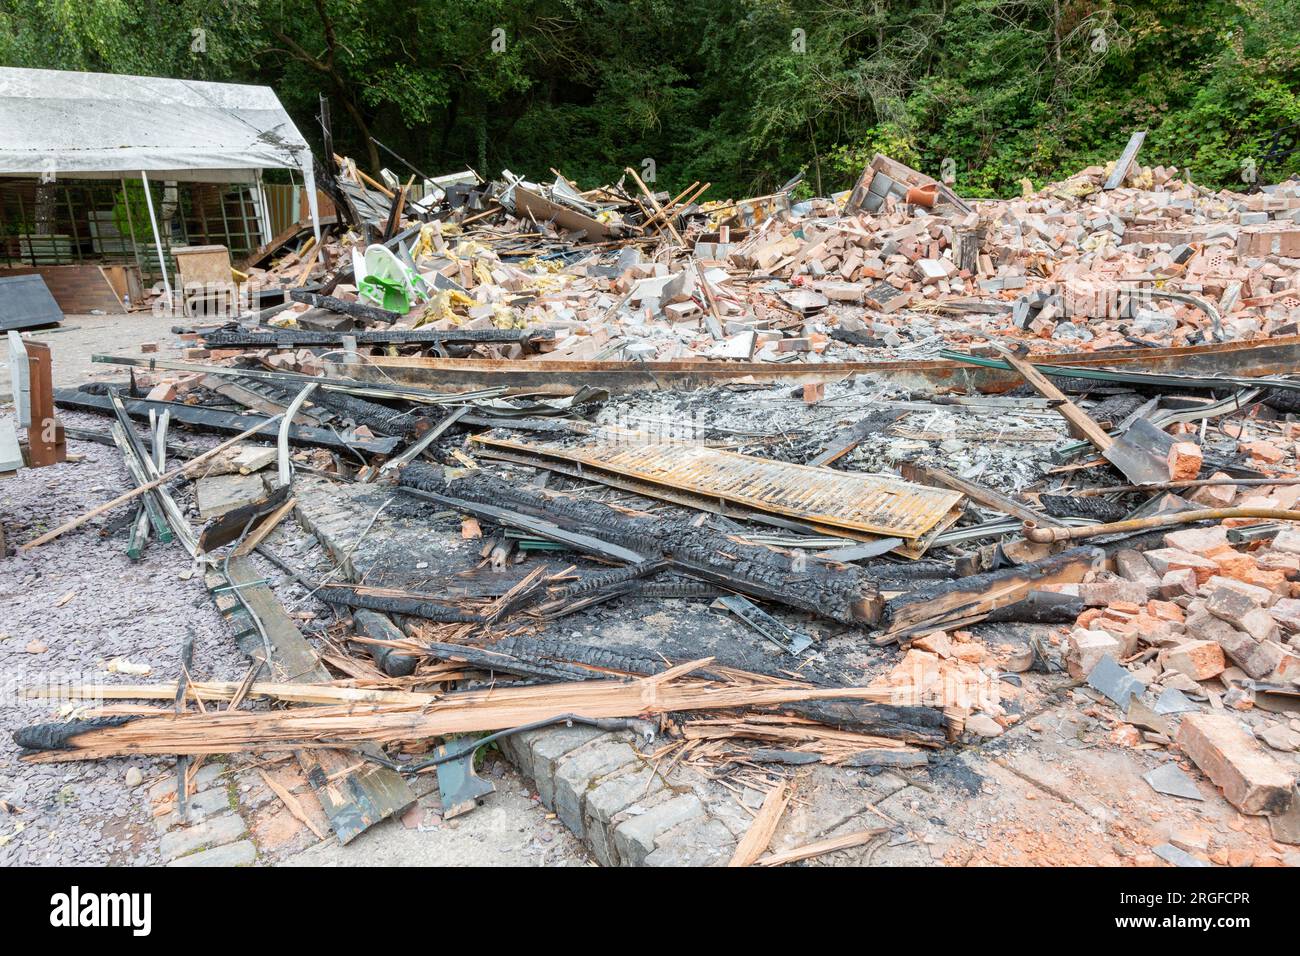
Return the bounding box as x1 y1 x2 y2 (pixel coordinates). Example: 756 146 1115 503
288 290 402 325
464 635 946 745
397 465 882 625
55 388 401 456
197 324 553 351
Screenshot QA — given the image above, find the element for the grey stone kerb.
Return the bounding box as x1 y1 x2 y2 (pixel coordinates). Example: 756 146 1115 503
496 725 739 866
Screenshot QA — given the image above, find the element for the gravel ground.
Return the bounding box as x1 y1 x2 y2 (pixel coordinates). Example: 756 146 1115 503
0 312 180 402
0 397 588 867
0 409 247 865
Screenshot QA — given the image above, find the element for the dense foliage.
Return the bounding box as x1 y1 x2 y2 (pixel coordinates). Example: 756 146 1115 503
2 0 1297 199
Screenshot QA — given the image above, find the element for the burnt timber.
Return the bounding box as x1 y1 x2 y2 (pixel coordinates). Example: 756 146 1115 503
54 388 401 456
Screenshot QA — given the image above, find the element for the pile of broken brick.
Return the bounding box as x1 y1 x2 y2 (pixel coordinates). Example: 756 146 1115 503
157 140 1300 377
1058 521 1299 843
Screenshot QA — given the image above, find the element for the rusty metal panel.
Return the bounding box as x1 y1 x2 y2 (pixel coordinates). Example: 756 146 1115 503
473 435 963 540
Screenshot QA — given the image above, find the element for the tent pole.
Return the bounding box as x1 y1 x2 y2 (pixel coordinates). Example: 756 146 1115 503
140 171 173 308
255 170 273 246
300 156 324 263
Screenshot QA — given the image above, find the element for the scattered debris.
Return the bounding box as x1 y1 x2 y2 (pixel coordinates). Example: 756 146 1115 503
10 134 1300 866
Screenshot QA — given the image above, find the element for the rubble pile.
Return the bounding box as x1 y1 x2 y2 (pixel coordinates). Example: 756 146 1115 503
11 140 1300 867
205 148 1300 381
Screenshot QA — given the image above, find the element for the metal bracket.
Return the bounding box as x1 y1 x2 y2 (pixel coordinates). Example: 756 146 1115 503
434 739 497 819
361 714 657 819
711 594 813 655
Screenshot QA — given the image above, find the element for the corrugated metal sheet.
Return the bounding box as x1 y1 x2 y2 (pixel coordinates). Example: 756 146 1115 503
472 435 963 540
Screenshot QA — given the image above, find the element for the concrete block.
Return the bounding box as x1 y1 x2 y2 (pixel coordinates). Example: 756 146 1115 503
166 839 256 867
147 761 226 806
584 767 668 866
643 817 735 867
526 727 605 809
153 787 234 833
551 738 640 837
613 794 705 867
158 813 247 862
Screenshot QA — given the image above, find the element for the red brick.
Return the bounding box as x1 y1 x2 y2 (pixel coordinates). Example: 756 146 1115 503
1163 526 1229 554
1177 713 1295 815
1162 639 1227 680
1145 548 1220 584
1167 441 1203 480
1239 440 1285 464
1159 567 1198 599
1147 599 1185 623
145 382 176 402
1189 473 1237 507
1078 579 1147 607
1065 629 1121 680
1203 575 1277 607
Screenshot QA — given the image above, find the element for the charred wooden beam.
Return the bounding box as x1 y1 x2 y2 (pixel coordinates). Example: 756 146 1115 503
55 388 400 456
808 410 906 467
480 636 945 746
197 484 291 553
983 590 1085 624
198 324 552 351
900 462 1065 528
881 545 1105 638
398 466 882 625
351 610 420 677
536 561 669 618
288 290 401 325
416 639 599 683
316 583 484 623
308 390 436 440
15 667 900 761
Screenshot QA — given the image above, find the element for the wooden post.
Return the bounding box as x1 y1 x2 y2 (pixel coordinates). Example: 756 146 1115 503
24 341 64 467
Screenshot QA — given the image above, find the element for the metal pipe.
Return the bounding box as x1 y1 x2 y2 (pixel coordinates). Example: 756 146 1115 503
1022 508 1300 543
140 171 173 305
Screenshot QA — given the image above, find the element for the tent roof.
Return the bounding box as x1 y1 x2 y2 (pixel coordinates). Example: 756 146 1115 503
0 67 313 181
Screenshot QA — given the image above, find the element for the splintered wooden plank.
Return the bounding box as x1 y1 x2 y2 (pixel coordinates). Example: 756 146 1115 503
728 781 790 867
990 344 1113 453
1104 131 1147 190
222 557 328 683
218 556 415 842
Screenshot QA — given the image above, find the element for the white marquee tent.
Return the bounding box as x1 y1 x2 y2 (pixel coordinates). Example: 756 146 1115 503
0 67 321 299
